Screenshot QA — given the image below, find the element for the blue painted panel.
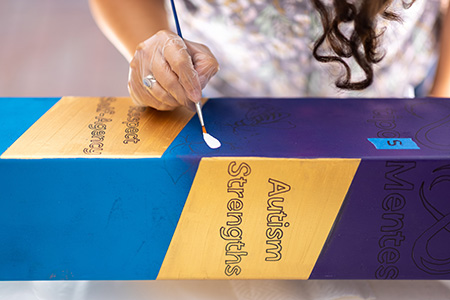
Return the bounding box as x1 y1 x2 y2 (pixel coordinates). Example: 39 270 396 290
0 158 199 280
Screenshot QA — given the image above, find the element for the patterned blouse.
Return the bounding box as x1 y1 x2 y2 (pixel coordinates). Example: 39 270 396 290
170 0 442 98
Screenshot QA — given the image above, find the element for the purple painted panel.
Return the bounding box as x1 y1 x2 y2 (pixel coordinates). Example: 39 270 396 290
166 97 450 159
310 159 450 279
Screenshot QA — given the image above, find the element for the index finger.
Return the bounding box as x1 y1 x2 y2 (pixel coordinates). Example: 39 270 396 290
162 37 202 103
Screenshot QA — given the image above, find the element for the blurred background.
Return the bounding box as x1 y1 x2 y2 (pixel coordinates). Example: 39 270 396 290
0 0 128 97
1 0 450 299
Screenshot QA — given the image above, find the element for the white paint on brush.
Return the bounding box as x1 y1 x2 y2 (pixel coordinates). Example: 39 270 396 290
203 132 221 149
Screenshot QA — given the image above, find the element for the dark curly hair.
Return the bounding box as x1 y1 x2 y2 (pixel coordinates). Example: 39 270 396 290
311 0 416 90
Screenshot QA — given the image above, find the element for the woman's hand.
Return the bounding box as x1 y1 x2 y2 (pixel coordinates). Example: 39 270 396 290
128 30 219 110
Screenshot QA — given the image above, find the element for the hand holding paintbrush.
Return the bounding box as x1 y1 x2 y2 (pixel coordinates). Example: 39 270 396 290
123 0 219 112
167 0 221 149
105 0 221 148
129 30 218 111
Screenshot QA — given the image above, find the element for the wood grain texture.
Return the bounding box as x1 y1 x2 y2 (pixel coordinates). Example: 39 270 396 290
1 97 196 159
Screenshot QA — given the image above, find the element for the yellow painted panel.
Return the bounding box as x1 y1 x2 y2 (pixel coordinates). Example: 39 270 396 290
157 157 361 279
1 97 196 159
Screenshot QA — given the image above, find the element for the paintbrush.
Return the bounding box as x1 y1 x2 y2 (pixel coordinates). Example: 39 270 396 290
169 0 221 149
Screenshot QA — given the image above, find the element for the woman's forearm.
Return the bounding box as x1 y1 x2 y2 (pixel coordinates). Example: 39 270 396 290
430 3 450 97
89 0 170 62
